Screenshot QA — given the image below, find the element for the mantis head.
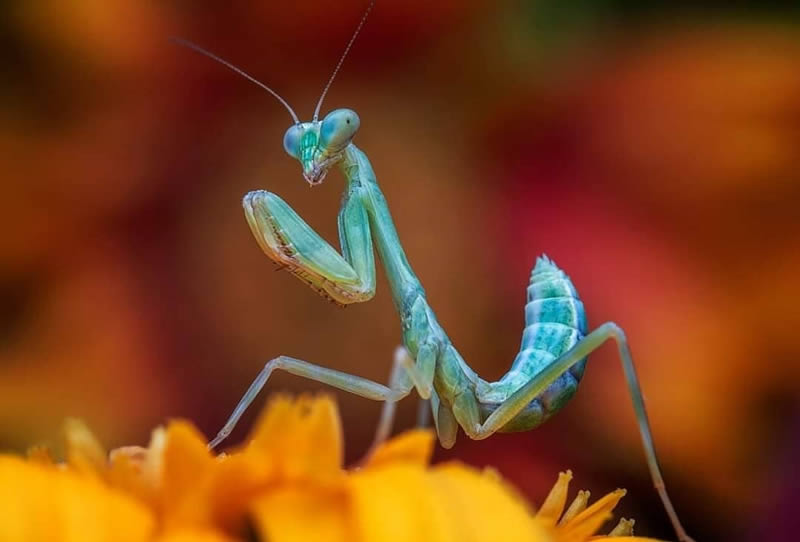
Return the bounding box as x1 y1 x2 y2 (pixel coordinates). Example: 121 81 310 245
283 109 361 186
173 1 373 187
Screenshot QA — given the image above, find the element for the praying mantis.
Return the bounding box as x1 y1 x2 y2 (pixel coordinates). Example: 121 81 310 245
174 2 693 540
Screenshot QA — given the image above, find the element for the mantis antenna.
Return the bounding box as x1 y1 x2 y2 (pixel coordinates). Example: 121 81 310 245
170 37 300 125
312 0 376 121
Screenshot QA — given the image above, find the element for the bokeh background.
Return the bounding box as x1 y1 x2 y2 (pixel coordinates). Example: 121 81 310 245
2 1 800 540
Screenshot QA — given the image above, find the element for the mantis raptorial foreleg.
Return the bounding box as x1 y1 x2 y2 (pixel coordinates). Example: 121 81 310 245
243 188 375 305
452 321 692 542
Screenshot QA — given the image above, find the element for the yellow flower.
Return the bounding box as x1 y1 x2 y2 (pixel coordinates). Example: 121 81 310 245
534 469 661 541
0 395 659 541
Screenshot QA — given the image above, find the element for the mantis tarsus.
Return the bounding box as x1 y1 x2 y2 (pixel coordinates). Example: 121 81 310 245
174 3 693 540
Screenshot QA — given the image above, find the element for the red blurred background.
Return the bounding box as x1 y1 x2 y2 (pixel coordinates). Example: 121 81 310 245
2 1 799 540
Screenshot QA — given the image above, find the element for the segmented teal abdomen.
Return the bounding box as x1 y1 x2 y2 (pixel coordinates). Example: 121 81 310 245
478 256 587 431
519 255 587 372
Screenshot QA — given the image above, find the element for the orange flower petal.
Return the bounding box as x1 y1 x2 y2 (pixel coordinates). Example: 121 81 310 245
363 429 435 468
245 394 343 480
63 418 107 478
156 528 237 542
349 461 551 542
6 395 664 542
108 447 155 507
161 420 216 529
607 517 635 536
559 489 590 525
25 445 53 466
108 426 166 507
0 456 154 542
249 486 351 542
349 463 454 542
430 463 553 542
205 452 276 533
537 470 573 526
590 538 662 542
559 489 627 542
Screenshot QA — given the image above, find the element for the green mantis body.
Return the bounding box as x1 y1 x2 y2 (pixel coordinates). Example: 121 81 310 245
238 135 595 446
174 4 693 540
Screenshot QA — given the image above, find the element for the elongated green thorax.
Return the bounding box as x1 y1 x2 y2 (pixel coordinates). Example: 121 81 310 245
338 144 424 312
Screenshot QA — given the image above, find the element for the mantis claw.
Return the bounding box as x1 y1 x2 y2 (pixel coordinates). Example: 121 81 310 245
243 189 375 305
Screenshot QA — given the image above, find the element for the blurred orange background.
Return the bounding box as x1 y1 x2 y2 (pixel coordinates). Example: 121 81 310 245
2 1 799 540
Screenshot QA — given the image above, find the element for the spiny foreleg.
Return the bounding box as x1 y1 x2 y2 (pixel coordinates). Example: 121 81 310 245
243 187 375 305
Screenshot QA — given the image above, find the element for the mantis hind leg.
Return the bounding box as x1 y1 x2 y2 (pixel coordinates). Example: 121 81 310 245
244 187 375 305
465 322 693 542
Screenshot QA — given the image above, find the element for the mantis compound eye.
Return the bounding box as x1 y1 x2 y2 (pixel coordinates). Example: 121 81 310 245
320 108 360 151
283 124 303 159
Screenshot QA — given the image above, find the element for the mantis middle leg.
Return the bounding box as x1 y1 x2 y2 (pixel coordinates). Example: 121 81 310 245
209 346 436 450
370 343 436 450
451 322 693 542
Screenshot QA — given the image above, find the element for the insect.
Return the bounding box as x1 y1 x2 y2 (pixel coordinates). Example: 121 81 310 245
174 2 693 540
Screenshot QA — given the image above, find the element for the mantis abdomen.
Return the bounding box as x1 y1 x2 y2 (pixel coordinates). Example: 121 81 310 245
474 257 588 431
